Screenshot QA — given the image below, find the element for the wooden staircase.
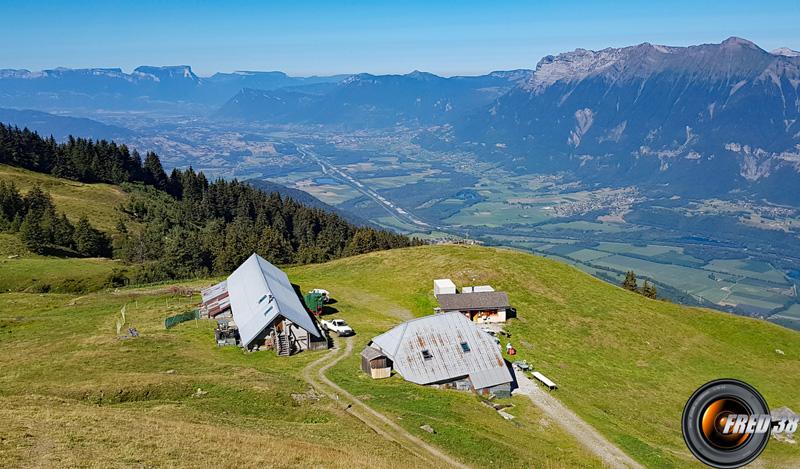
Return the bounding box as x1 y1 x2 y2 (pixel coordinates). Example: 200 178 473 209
276 331 292 356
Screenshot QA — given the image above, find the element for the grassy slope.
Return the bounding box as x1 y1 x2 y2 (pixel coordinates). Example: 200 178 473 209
285 245 800 468
0 290 434 468
1 245 798 467
0 164 129 232
0 233 118 293
0 165 133 293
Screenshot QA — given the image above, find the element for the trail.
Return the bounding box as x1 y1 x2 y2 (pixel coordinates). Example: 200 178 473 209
514 372 643 469
301 337 468 469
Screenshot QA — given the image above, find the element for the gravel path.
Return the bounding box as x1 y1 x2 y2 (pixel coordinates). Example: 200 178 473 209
302 337 468 468
513 372 643 469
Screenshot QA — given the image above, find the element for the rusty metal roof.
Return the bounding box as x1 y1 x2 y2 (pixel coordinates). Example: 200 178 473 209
370 312 512 390
436 291 510 311
360 345 386 361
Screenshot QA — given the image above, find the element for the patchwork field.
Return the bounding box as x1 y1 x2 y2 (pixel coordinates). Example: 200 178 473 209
491 239 797 320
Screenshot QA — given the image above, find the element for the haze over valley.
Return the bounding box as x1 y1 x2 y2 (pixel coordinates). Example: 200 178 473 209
2 37 800 329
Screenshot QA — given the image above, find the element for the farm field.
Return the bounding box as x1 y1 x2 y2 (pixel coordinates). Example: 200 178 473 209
443 201 551 226
487 237 798 320
256 141 799 328
770 304 800 329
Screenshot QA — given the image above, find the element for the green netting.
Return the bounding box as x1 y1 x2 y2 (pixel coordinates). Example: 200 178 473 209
165 309 199 329
304 292 324 313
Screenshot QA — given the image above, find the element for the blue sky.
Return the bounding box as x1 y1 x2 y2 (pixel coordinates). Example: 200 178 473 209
1 1 798 76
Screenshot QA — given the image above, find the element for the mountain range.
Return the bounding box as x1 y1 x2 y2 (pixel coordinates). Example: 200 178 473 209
0 66 345 110
1 37 799 203
0 108 134 141
216 70 533 127
454 37 800 203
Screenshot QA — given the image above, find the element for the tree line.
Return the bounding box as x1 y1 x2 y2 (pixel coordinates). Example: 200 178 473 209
0 182 110 257
0 123 422 282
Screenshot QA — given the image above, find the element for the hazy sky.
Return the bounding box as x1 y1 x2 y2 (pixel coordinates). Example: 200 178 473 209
2 1 798 76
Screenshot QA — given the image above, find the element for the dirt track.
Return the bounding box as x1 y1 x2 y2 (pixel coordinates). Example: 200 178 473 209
301 337 468 469
514 372 643 469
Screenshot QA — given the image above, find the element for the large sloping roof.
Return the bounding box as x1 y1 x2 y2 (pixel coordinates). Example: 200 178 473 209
370 312 512 389
436 291 510 311
227 253 321 348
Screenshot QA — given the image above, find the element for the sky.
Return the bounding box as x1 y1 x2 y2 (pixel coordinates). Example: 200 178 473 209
1 0 799 76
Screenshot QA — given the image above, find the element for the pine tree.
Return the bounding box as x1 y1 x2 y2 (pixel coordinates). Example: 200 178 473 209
622 270 638 292
51 213 75 248
159 229 209 278
642 281 658 299
0 180 24 224
73 216 110 257
19 211 47 254
143 152 168 190
257 226 293 264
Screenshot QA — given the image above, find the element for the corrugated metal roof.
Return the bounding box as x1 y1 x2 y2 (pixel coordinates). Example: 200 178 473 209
227 253 321 348
436 291 510 311
200 280 231 317
370 312 511 390
360 345 386 361
201 280 228 303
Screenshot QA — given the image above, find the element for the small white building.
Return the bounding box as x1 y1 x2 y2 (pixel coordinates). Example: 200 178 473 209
433 278 457 297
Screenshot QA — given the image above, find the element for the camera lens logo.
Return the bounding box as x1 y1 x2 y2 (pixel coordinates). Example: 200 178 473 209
682 379 774 468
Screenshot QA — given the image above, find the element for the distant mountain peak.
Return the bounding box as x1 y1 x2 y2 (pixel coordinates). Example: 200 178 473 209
133 65 198 81
406 70 440 80
524 37 774 93
721 36 760 49
771 47 800 57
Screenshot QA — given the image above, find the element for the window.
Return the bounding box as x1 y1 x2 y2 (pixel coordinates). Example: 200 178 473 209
421 349 433 361
460 342 471 353
258 294 268 304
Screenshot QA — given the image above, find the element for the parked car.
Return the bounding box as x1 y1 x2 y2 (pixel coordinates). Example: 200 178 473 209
321 318 354 336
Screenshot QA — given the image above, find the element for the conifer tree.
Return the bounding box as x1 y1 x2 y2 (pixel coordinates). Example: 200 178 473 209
622 270 638 292
19 211 47 253
642 281 658 299
143 152 168 190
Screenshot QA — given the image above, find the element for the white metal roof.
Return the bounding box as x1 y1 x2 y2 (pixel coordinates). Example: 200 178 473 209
201 280 228 303
370 312 512 390
227 253 321 348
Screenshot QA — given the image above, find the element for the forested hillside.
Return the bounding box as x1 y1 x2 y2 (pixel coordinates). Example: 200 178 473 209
0 123 420 285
